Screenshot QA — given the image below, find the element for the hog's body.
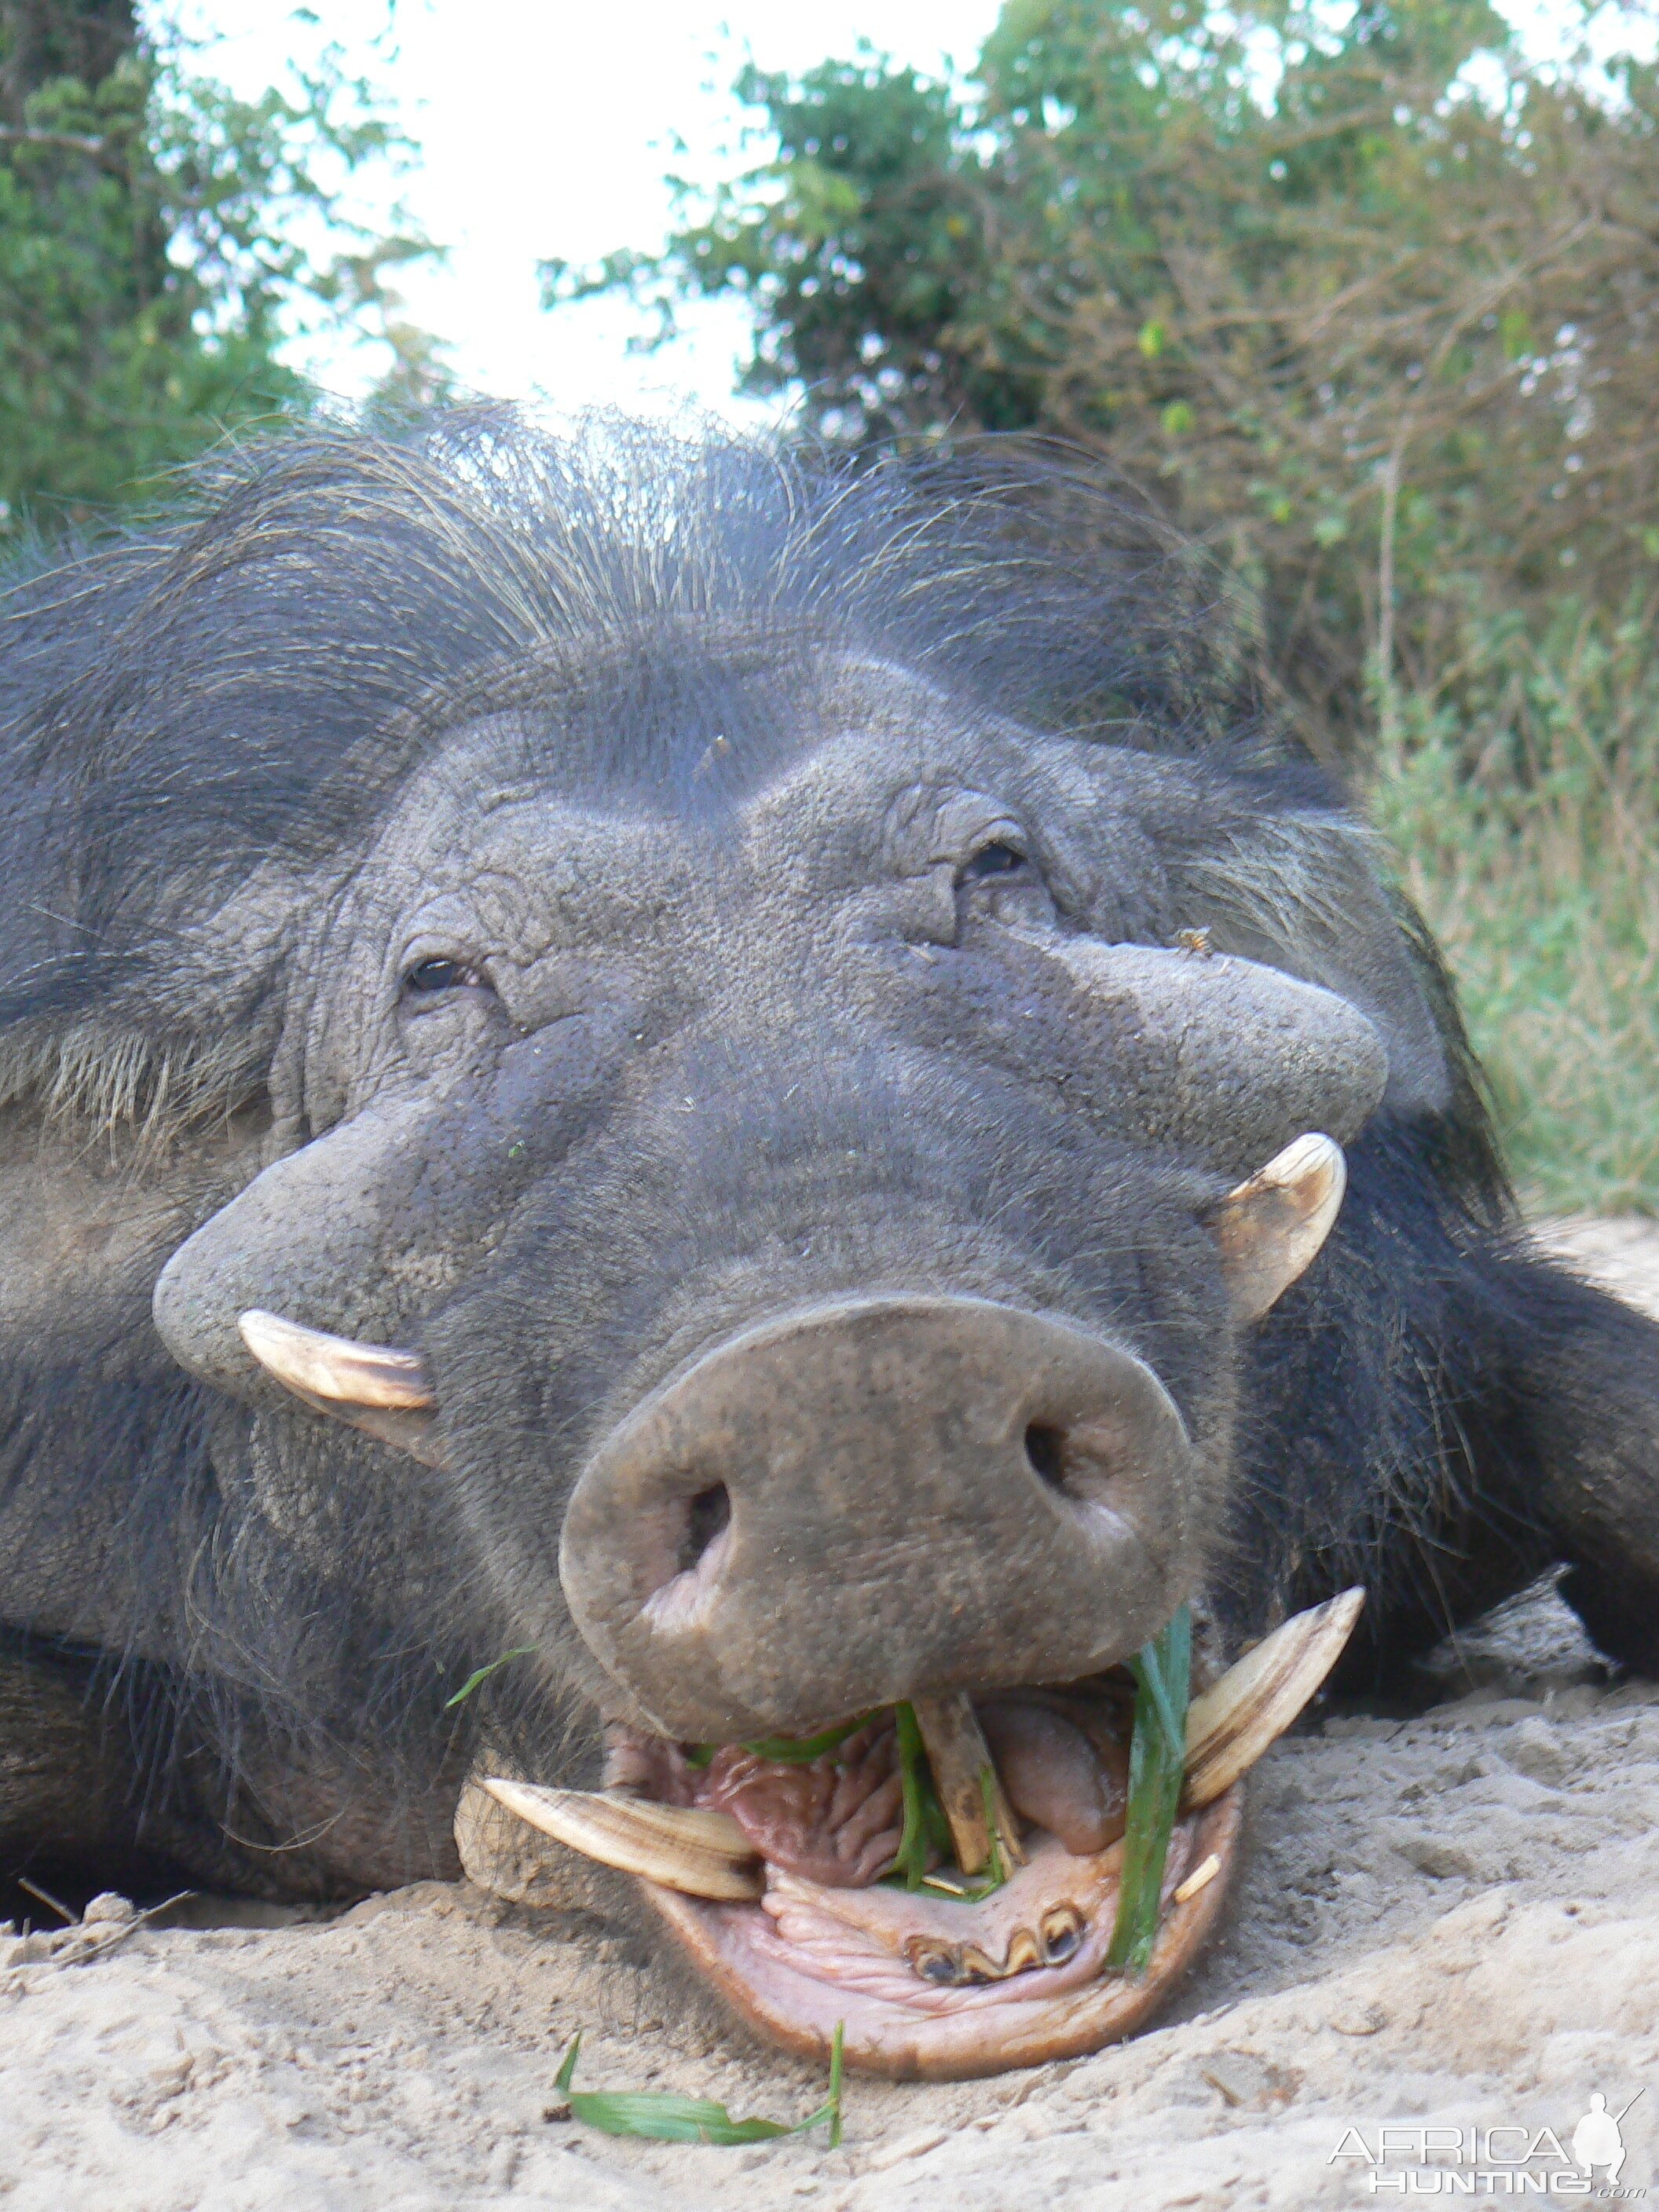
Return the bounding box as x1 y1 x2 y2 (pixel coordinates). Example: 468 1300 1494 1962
1 417 1655 2074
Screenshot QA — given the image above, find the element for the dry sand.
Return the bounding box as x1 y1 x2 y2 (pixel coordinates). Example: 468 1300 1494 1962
3 1216 1657 2211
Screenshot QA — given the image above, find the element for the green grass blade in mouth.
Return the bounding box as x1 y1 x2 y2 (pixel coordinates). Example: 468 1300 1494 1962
976 1765 1012 1890
1105 1602 1193 1976
735 1716 871 1763
683 1714 870 1767
552 2022 846 2144
891 1701 954 1889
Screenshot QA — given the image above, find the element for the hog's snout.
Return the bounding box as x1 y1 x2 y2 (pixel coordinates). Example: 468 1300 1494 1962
558 1295 1199 1745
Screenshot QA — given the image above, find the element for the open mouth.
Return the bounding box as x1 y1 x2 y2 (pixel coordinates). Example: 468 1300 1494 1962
482 1588 1363 2081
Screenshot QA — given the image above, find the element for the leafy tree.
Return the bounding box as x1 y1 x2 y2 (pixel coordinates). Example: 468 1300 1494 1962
552 2 1659 760
0 0 438 536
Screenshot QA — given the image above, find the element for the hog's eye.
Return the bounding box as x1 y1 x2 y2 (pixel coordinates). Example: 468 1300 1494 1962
401 956 487 997
959 840 1027 881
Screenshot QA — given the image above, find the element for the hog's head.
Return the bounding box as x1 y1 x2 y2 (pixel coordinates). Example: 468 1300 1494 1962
135 420 1434 2077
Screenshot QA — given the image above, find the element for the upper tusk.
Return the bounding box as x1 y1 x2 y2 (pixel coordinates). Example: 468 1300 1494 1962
1212 1132 1347 1322
482 1779 764 1902
1182 1586 1365 1808
238 1309 437 1411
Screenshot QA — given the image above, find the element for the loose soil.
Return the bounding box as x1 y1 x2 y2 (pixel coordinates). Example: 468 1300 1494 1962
3 1218 1656 2210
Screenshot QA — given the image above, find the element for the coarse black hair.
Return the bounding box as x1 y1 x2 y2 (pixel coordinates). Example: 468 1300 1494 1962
0 407 1300 1143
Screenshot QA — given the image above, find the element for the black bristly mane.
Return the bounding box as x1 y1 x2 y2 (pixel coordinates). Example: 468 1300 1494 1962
0 408 1332 1147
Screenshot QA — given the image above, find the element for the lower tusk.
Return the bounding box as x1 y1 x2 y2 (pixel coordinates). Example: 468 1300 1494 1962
1182 1586 1365 1808
910 1693 1027 1874
481 1779 764 1902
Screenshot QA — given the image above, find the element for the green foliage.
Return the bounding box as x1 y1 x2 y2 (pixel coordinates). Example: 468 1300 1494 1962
562 2 1659 766
0 2 437 534
1106 1604 1192 1975
541 49 999 437
1371 602 1659 1216
441 1649 536 1709
553 2023 844 2146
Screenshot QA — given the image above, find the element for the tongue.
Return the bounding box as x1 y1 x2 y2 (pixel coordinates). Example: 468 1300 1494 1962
976 1696 1130 1857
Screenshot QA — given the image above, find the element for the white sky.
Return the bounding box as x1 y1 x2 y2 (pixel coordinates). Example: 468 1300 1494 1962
164 1 1004 419
164 0 1654 421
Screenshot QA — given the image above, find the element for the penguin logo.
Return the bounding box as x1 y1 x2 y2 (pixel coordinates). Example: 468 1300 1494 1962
1571 2088 1644 2188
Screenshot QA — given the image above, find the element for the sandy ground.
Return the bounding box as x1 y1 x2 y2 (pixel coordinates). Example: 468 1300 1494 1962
3 1216 1657 2212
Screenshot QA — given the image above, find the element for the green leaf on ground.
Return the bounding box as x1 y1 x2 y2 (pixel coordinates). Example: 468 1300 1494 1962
553 2022 844 2146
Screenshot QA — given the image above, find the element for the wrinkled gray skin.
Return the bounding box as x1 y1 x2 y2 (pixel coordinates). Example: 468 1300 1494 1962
2 420 1656 1926
148 687 1394 1744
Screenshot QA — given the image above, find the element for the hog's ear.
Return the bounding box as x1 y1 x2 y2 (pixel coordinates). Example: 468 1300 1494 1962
1208 1132 1346 1323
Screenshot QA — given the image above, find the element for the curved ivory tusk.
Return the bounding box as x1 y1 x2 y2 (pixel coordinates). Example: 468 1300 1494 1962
482 1779 764 1902
485 1594 1363 1897
1182 1586 1365 1808
1211 1132 1347 1322
239 1309 437 1410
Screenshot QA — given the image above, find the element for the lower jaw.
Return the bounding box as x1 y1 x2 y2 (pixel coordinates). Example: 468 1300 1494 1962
640 1786 1243 2082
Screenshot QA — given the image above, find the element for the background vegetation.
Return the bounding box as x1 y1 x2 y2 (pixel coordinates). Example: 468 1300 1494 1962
4 0 1653 1210
552 0 1659 1211
0 0 441 537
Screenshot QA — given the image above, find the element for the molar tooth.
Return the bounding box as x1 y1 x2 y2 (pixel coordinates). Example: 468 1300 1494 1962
482 1779 764 1901
1181 1586 1366 1808
908 1926 1054 1987
1040 1903 1086 1965
1002 1925 1042 1976
907 1938 965 1986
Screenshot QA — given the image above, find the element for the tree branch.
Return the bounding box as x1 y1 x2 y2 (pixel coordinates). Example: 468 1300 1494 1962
0 125 108 156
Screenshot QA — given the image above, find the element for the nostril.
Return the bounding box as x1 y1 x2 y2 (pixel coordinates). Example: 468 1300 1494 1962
1024 1415 1132 1511
1024 1423 1066 1489
638 1481 733 1630
678 1482 731 1575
